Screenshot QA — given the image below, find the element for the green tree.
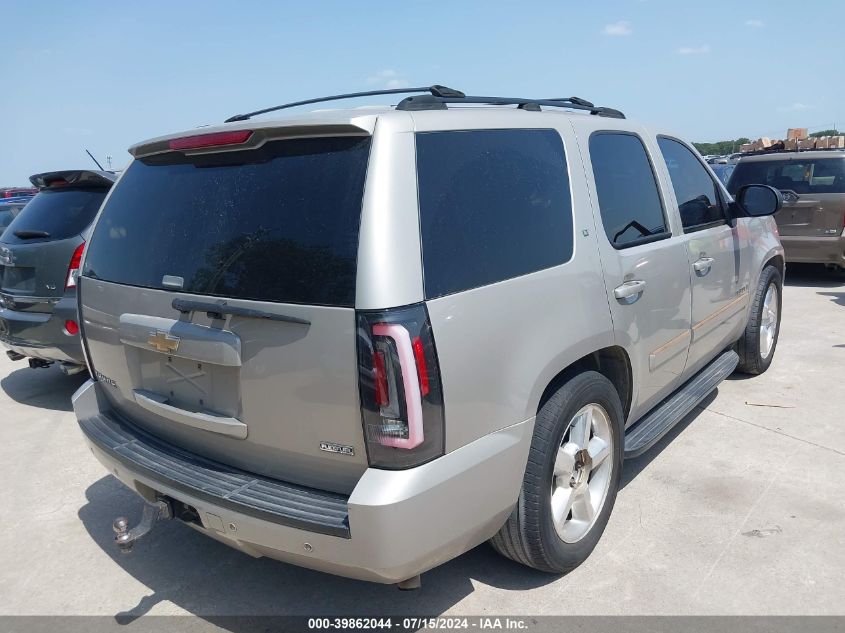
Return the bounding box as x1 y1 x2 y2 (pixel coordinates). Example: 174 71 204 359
810 129 840 137
692 138 750 156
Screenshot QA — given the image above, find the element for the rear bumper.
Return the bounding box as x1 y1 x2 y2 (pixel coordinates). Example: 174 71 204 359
0 294 85 364
73 379 533 583
781 234 845 266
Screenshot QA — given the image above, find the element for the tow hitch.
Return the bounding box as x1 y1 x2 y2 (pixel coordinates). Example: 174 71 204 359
59 362 87 376
112 499 173 553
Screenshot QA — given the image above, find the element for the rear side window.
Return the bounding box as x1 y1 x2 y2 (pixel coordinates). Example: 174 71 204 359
589 132 667 248
83 136 371 307
728 158 845 195
416 129 573 299
1 189 107 245
657 137 724 229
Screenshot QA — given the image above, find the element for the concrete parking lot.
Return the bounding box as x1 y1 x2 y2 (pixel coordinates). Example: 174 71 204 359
1 264 842 618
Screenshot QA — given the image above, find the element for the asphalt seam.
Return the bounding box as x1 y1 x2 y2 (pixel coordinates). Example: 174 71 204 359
697 404 845 458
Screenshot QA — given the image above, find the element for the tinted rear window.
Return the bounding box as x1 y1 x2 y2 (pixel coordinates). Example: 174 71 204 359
589 132 667 247
728 158 845 194
82 136 371 307
416 129 573 299
1 188 107 244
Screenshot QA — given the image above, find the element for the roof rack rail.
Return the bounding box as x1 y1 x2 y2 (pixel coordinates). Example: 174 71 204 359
395 94 624 118
224 86 624 122
224 85 465 122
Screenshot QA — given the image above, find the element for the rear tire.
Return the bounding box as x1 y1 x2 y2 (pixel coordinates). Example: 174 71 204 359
736 265 782 375
490 371 624 574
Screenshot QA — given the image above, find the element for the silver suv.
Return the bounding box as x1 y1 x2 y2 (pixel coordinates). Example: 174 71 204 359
71 86 785 588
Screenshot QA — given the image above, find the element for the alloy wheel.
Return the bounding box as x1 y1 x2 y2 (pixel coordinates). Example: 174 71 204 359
550 403 614 543
759 283 779 359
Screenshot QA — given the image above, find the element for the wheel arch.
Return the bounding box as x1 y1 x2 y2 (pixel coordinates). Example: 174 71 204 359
536 346 633 424
764 252 785 279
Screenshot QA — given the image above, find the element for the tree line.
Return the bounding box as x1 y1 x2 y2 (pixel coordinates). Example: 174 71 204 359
693 129 841 156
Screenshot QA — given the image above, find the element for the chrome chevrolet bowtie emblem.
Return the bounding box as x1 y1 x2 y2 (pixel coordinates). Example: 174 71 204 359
148 331 180 353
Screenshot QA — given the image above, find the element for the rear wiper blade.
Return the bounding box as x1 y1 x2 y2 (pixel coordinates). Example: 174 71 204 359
13 230 50 239
172 298 310 325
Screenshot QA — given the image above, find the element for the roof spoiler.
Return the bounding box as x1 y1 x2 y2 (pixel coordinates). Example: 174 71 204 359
129 122 372 159
29 170 117 190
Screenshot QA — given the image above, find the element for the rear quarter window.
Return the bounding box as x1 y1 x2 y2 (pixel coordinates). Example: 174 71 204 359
82 136 371 307
1 188 107 244
416 128 573 299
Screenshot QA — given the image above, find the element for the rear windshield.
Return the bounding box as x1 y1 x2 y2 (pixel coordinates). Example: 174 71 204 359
728 157 845 194
1 188 107 244
82 136 371 307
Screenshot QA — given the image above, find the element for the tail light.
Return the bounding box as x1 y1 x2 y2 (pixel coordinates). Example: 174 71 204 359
66 241 84 289
357 303 445 469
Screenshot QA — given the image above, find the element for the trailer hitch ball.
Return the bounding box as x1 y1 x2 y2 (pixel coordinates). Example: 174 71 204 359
111 500 172 554
113 517 134 553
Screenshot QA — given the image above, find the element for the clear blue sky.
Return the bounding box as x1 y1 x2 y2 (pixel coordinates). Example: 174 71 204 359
2 0 843 185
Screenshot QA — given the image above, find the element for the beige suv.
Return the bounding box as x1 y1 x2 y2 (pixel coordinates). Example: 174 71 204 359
72 86 785 588
728 150 845 270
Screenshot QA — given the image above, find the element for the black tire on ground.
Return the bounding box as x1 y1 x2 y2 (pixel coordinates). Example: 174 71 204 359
735 265 783 375
489 371 624 574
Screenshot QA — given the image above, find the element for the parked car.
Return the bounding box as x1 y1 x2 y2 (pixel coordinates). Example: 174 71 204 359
711 163 735 185
728 150 845 270
0 170 115 373
1 187 38 198
0 197 32 233
71 87 784 588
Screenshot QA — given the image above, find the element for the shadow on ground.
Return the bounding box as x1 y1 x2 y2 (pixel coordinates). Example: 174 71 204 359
79 477 555 624
817 291 845 307
783 263 845 288
74 392 717 626
0 363 87 411
621 390 716 489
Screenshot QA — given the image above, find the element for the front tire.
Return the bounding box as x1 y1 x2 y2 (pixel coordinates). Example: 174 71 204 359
736 265 782 375
490 371 624 574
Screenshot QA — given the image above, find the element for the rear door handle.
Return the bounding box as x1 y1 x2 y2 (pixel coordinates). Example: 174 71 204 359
693 257 715 275
614 280 647 303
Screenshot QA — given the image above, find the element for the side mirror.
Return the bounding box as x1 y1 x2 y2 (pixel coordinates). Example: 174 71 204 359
735 184 783 217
